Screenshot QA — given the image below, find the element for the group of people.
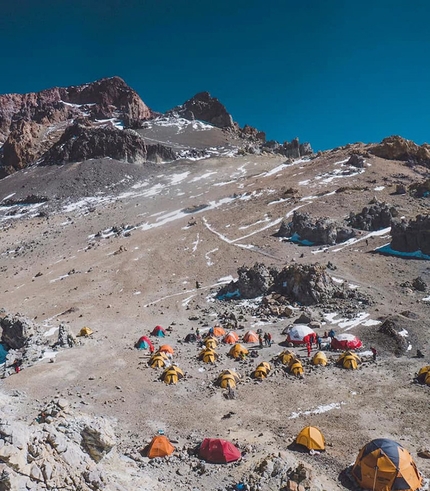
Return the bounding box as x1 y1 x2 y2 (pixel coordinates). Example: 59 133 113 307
258 332 272 348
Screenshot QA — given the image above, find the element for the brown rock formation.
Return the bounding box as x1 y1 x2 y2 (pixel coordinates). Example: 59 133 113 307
390 215 430 255
169 91 234 128
0 77 153 175
370 135 430 166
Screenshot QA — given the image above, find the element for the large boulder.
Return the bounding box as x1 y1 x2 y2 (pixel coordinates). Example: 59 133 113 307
348 201 399 231
0 314 35 350
370 135 430 166
277 211 355 245
42 124 176 165
390 215 430 255
273 263 339 305
169 91 234 128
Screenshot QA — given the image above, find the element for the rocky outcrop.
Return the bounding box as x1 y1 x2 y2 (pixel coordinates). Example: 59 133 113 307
217 262 346 306
370 135 430 166
262 138 313 158
0 399 122 490
409 178 430 197
348 201 399 231
277 211 356 245
238 124 266 142
347 153 366 168
169 91 234 128
0 77 153 175
42 124 176 165
273 263 339 305
390 215 430 255
0 314 35 350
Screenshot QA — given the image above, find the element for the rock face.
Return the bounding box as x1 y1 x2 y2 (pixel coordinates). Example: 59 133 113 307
277 211 356 245
370 135 430 166
273 263 339 305
348 201 399 231
42 124 176 165
0 314 35 350
347 153 366 168
262 138 313 158
390 215 430 255
0 77 153 176
169 91 234 128
217 262 343 306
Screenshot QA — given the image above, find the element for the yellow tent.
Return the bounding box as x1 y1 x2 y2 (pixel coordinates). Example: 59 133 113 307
253 365 269 379
199 349 218 364
337 351 361 370
352 439 422 491
289 359 304 377
417 365 430 386
216 370 240 388
312 351 328 366
278 350 296 366
205 337 218 350
257 361 271 373
78 327 93 337
162 365 184 385
228 344 249 359
296 426 325 451
149 353 168 368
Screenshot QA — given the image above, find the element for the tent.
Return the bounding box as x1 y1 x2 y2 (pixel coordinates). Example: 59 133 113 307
205 337 218 350
184 333 197 343
331 333 362 350
289 359 304 377
198 438 241 464
351 438 422 491
416 365 430 386
151 325 166 337
135 336 154 350
145 435 175 459
285 325 315 345
253 362 271 380
213 326 226 337
312 351 328 366
159 345 174 355
162 365 184 385
296 426 325 451
223 331 239 344
243 330 259 343
228 344 249 359
199 349 218 364
216 370 240 389
149 353 168 368
278 350 296 366
336 351 361 370
78 327 93 337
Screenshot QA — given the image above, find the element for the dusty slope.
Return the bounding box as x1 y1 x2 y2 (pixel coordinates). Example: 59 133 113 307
0 146 429 490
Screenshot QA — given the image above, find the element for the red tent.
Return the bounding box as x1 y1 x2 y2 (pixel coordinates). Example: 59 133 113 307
136 336 154 350
198 438 241 464
151 325 166 337
331 333 362 350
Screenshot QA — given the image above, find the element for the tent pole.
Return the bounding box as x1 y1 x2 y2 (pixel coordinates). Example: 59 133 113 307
372 465 378 491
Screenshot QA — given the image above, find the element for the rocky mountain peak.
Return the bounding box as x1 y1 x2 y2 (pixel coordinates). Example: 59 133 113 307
169 91 235 128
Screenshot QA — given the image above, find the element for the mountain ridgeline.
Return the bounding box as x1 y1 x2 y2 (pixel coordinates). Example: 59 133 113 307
0 77 313 178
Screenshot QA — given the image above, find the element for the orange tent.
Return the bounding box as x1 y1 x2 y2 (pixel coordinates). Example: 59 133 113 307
243 330 259 343
223 331 239 344
213 326 226 337
145 435 175 459
159 345 174 355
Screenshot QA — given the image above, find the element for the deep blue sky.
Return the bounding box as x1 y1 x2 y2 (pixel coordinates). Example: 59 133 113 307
1 0 429 150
